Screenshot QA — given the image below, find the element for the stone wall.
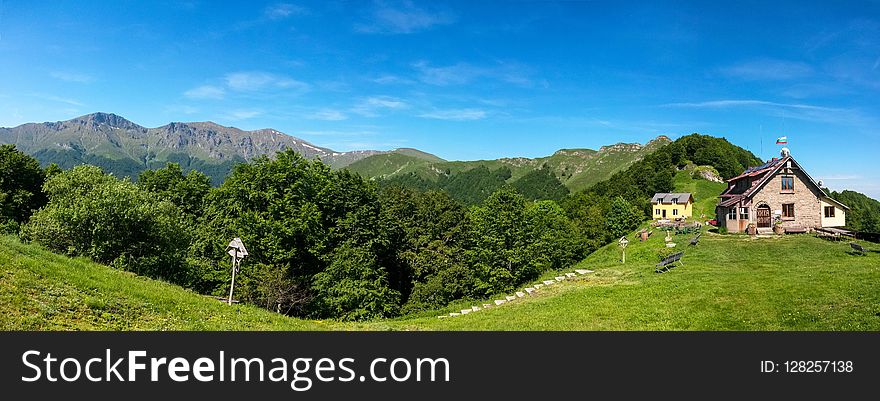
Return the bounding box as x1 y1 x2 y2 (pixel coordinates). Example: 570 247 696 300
749 166 822 231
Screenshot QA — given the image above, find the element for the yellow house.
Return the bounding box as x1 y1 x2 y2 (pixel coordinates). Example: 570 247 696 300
651 193 694 220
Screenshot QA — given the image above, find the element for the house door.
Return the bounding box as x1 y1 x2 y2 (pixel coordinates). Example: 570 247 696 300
662 209 666 218
757 205 771 228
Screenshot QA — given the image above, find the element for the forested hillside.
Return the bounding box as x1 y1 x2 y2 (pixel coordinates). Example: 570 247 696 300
347 136 672 195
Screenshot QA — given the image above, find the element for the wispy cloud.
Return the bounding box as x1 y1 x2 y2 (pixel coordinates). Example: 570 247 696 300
224 71 309 92
183 85 225 100
418 108 486 121
351 96 408 117
413 62 479 86
29 93 85 107
49 71 95 83
412 61 536 87
356 1 455 34
223 109 263 120
720 59 814 81
662 99 830 109
164 104 199 115
264 3 305 20
321 140 407 151
816 174 861 181
372 74 415 85
306 109 348 121
299 129 378 137
661 99 873 127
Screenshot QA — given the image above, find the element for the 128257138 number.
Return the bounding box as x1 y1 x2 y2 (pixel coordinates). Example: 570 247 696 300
783 360 853 373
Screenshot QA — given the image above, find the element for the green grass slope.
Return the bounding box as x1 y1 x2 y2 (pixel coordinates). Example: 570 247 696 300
672 170 727 220
4 175 877 331
0 235 347 330
392 230 880 330
386 174 880 330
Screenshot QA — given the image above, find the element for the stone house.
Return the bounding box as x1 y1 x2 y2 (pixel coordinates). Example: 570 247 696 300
715 149 848 233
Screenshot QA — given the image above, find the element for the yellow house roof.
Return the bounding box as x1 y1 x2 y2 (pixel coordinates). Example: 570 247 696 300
651 193 693 204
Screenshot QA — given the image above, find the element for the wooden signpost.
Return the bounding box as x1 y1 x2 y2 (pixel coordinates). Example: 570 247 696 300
618 236 629 264
225 237 248 305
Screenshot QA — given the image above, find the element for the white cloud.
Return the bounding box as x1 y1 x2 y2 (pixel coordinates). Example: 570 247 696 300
413 61 479 86
183 85 226 100
264 3 305 20
224 71 308 91
165 104 199 115
418 108 486 121
661 99 874 127
720 59 814 81
412 60 535 87
299 129 378 137
307 109 348 121
49 71 95 83
356 1 455 34
816 174 862 181
36 94 85 107
223 109 263 120
662 99 838 111
372 74 414 85
351 96 408 117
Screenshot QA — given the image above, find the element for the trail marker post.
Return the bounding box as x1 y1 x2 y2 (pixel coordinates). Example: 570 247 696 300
225 237 248 305
618 236 629 264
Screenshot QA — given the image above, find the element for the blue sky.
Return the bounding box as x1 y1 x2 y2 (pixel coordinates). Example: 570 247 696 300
1 1 879 198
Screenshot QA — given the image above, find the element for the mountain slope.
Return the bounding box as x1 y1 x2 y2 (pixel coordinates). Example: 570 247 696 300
0 235 347 330
0 113 391 184
347 136 672 193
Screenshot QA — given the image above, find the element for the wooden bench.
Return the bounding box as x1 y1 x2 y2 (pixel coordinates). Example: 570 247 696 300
850 242 868 255
785 226 808 234
689 233 701 246
655 252 684 273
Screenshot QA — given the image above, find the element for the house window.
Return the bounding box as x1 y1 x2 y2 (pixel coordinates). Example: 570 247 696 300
781 176 794 192
727 208 737 220
672 198 677 204
824 206 835 218
782 203 795 218
673 209 678 216
740 207 749 220
655 208 661 215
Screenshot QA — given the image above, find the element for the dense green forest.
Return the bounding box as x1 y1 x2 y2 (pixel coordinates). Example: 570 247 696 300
583 134 762 214
32 148 241 186
2 134 877 321
380 164 569 205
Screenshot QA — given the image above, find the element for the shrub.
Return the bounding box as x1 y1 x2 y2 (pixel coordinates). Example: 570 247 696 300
21 165 190 283
0 144 47 228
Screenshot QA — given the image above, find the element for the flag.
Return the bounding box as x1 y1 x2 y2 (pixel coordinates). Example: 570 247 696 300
775 136 788 144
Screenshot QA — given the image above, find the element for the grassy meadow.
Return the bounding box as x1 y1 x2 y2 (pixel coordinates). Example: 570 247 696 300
3 230 878 331
3 169 877 331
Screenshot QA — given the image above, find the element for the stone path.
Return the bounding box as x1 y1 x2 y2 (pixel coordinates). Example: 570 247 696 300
443 268 595 318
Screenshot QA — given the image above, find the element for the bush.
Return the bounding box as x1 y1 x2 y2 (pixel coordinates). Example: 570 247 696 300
0 144 47 227
21 165 190 283
310 243 401 321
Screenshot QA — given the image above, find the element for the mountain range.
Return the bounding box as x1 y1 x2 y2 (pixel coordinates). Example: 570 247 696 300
0 113 392 184
346 136 671 193
1 113 668 191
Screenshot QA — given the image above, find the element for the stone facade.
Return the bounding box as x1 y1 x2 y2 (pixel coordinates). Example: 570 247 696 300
716 155 847 233
748 166 822 230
